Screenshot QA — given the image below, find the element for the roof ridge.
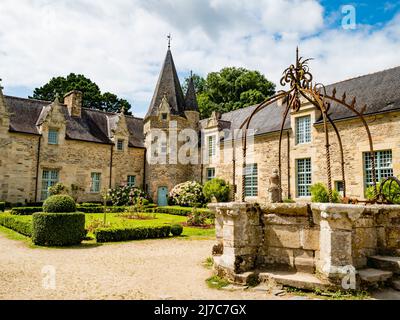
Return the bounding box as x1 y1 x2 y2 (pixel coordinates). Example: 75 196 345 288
82 107 142 120
325 65 400 88
4 95 51 104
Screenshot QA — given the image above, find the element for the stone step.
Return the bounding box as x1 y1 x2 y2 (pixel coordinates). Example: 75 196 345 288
368 256 400 274
358 268 393 283
258 270 333 291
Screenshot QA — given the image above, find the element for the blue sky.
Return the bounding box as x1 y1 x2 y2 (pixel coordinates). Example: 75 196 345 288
1 0 399 118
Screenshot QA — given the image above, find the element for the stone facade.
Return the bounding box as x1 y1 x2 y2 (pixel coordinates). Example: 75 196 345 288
0 91 145 204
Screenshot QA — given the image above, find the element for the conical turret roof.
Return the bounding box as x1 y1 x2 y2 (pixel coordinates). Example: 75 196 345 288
184 76 199 112
145 49 186 118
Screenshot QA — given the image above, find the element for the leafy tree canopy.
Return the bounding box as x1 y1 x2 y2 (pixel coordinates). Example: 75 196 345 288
31 73 132 114
182 67 275 119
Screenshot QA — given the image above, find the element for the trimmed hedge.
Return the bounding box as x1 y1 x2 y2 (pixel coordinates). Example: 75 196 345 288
0 215 32 236
95 225 171 243
145 206 214 219
43 195 76 213
171 224 183 236
11 207 42 216
0 202 5 212
77 204 104 213
32 212 86 246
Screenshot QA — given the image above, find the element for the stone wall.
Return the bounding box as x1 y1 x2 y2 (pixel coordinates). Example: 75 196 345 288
209 202 400 284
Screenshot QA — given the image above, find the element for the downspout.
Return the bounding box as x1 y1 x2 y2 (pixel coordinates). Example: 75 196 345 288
34 135 42 202
109 144 113 189
287 131 291 199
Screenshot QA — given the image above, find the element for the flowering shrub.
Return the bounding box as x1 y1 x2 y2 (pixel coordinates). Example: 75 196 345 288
169 181 205 207
107 186 151 206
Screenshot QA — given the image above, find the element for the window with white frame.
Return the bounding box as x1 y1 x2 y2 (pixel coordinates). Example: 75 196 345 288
208 135 216 159
244 164 258 197
48 129 59 145
41 169 59 200
207 168 215 181
90 173 101 193
296 158 312 197
160 141 168 155
117 139 124 151
364 150 393 187
295 115 311 144
127 175 136 188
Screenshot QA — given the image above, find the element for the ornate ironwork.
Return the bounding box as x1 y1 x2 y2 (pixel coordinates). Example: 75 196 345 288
238 47 379 203
376 177 400 205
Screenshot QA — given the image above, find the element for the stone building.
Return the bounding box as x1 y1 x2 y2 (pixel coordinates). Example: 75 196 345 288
0 47 399 205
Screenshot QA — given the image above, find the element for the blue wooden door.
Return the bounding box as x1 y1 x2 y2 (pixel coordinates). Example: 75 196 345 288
157 187 168 207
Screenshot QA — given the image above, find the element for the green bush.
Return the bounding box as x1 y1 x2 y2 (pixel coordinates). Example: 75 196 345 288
0 215 32 236
43 195 76 213
32 212 86 246
11 207 42 216
0 202 5 212
310 183 341 203
144 206 214 219
169 181 206 207
203 178 231 203
171 224 183 236
366 179 400 204
94 225 171 243
48 182 69 196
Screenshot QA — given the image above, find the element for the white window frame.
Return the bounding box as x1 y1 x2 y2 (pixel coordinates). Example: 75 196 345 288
296 158 312 197
48 129 59 145
295 115 311 145
90 172 101 193
364 150 393 188
127 175 136 188
117 139 124 151
41 169 59 200
207 168 216 181
244 164 258 197
208 135 216 159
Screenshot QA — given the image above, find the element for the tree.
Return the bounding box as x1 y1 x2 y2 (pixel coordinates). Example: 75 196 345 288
31 73 132 114
182 68 275 119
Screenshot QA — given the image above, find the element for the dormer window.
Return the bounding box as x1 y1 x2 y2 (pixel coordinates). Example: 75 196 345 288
117 139 124 151
48 129 59 145
162 113 168 121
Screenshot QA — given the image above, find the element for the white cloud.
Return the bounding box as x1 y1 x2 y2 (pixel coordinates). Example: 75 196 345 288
0 0 399 118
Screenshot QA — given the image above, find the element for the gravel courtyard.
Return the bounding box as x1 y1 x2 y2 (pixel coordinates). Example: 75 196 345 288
0 234 280 300
1 234 399 300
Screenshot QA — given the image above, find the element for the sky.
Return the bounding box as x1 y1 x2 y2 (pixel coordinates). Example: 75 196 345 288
0 0 399 118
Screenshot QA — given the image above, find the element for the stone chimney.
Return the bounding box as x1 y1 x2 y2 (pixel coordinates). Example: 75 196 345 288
64 90 83 117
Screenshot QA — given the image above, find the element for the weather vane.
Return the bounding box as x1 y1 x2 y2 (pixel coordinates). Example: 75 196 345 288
167 33 172 49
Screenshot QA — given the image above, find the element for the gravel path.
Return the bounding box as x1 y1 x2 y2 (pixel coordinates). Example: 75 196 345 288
0 234 280 300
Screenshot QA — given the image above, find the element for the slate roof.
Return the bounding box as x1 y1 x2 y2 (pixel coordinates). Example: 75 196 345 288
146 49 187 118
4 96 144 148
202 66 400 138
185 77 199 112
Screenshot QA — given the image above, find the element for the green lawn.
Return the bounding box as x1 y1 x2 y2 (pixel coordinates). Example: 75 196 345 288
0 212 215 240
86 213 215 238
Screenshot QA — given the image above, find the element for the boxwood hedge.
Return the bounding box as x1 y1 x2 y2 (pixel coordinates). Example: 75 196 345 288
95 225 171 243
32 212 86 246
43 195 76 213
0 215 32 236
144 206 214 219
11 207 42 216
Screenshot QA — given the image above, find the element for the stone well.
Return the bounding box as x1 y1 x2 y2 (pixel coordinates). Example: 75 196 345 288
208 202 400 287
